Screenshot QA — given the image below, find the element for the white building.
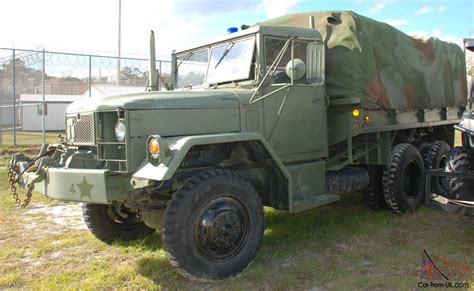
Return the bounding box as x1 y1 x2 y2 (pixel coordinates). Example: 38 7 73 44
0 105 14 127
83 84 146 97
20 94 83 131
19 85 151 131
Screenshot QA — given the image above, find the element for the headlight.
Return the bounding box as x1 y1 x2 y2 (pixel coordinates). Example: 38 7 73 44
115 120 126 141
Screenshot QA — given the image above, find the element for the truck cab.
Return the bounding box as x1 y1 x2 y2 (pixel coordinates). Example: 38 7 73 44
172 25 327 162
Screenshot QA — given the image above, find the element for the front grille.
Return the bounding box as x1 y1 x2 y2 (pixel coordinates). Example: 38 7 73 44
66 113 95 145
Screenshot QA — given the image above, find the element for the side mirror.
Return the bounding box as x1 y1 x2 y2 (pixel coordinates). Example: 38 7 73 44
285 58 306 80
306 42 325 85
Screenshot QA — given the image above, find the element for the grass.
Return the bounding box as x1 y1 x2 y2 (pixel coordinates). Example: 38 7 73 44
0 132 472 289
0 130 61 146
0 131 62 167
1 166 473 289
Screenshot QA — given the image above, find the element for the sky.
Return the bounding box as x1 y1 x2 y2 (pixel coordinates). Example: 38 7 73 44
0 0 472 59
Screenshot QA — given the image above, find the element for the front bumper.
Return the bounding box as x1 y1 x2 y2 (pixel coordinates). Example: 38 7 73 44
10 148 132 205
32 168 109 204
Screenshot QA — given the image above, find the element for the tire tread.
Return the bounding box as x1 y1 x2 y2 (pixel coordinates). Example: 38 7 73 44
383 143 425 214
163 169 263 282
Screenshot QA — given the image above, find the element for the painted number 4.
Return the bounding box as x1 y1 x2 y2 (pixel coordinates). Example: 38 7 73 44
69 184 76 195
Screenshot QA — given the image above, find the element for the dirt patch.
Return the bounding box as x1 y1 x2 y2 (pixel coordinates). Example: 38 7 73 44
27 203 86 231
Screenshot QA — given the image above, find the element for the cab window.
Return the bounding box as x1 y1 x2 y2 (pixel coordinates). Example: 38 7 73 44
264 37 308 83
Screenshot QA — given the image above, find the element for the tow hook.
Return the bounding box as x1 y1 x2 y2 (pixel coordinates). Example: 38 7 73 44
7 145 56 208
7 164 35 208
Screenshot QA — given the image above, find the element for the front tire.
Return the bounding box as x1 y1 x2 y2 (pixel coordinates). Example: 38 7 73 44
383 143 425 214
82 203 155 243
163 169 264 281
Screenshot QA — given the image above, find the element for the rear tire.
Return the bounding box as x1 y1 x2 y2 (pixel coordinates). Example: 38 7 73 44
423 141 451 195
415 141 430 157
163 169 264 281
383 143 425 214
445 147 474 200
363 166 386 211
83 203 155 243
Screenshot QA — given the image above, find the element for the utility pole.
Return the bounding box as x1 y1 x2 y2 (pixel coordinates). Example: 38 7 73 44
12 49 16 146
42 49 46 145
116 0 121 86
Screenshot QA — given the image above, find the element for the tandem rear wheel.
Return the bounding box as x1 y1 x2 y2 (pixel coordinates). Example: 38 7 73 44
365 140 453 214
423 141 451 195
383 143 425 214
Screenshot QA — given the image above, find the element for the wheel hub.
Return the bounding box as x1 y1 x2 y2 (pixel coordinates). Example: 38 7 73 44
403 160 422 200
107 203 130 222
195 197 248 260
106 203 143 231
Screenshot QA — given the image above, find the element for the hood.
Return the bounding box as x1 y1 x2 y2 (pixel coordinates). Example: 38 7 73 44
66 89 252 113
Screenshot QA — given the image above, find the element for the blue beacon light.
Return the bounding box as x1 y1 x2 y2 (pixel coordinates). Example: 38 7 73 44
227 27 238 34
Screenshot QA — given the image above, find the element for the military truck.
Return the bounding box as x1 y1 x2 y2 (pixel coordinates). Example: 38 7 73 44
8 11 468 280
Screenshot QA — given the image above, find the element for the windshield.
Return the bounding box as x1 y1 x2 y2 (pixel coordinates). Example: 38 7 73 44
176 35 255 88
207 37 254 84
177 49 208 88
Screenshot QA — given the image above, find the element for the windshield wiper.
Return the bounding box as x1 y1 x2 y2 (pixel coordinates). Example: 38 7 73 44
214 41 234 69
176 51 194 70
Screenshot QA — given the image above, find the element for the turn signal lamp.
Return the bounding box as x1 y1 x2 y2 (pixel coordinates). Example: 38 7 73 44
352 108 360 117
364 116 371 125
149 138 160 159
147 135 171 165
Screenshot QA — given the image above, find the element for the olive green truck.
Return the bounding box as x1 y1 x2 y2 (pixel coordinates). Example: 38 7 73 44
8 11 468 280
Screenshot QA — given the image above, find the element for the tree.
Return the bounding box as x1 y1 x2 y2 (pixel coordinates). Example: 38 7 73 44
0 58 46 100
119 66 148 86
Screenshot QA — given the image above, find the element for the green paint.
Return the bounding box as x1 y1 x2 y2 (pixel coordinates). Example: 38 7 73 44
76 177 94 200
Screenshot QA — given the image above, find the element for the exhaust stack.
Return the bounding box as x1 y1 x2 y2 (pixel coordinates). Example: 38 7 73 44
148 30 158 91
308 16 315 29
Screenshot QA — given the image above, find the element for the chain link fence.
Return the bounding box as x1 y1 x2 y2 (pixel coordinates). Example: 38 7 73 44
0 48 170 146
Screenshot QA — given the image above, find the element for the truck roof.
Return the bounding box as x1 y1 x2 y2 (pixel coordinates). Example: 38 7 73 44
259 10 467 110
176 25 322 55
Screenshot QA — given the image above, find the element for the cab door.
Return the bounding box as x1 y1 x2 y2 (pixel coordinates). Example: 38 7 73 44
261 37 327 163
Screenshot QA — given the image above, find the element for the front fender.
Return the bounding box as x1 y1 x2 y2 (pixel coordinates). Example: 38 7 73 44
131 132 291 182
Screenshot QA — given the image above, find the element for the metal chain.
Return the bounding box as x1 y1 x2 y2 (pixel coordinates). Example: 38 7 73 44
7 164 34 208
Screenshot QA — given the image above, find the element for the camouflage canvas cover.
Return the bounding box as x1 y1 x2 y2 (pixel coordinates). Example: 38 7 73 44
258 11 468 110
